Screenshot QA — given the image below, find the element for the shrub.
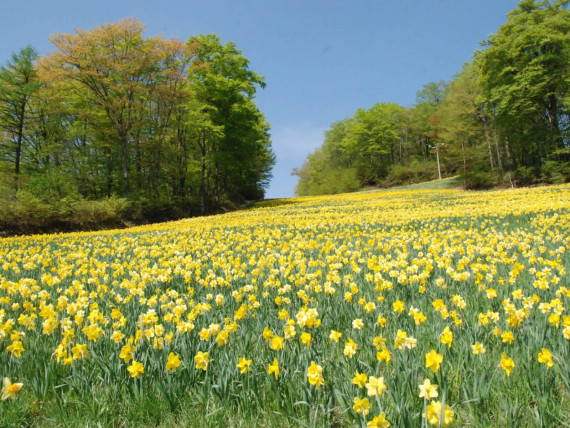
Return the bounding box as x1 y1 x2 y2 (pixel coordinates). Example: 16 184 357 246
541 160 570 184
296 167 360 196
0 191 58 233
26 169 81 205
514 166 537 186
70 196 130 226
327 168 361 194
386 160 438 186
462 170 498 190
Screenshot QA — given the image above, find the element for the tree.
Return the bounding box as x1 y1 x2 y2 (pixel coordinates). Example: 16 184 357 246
187 34 274 209
479 0 570 173
340 103 406 183
416 80 447 105
0 46 39 190
0 20 274 232
438 61 496 185
295 1 570 195
294 147 359 196
39 18 178 196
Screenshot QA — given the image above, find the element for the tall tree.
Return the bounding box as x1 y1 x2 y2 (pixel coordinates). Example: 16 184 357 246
187 34 274 209
479 0 570 170
340 103 405 183
0 20 275 231
0 46 39 190
438 62 494 181
39 18 176 196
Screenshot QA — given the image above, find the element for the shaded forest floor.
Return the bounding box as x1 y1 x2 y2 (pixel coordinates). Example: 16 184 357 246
0 199 253 238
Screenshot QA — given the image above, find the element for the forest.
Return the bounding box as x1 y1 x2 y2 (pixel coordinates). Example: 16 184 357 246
295 0 570 196
0 18 274 232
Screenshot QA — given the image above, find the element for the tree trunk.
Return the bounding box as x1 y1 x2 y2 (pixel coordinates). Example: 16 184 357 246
178 128 188 197
199 131 208 215
493 129 504 177
504 135 514 170
105 148 113 197
546 94 563 149
14 101 26 191
461 140 466 187
135 135 142 193
482 117 495 170
120 133 130 197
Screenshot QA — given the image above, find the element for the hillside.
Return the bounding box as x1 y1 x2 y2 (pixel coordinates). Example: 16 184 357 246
1 184 569 426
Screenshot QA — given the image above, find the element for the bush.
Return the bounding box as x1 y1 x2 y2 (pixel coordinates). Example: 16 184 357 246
327 168 361 194
26 169 81 205
0 193 131 235
462 170 498 190
296 167 360 196
134 195 182 222
514 166 538 186
541 160 570 184
0 191 59 233
70 196 130 226
385 160 438 186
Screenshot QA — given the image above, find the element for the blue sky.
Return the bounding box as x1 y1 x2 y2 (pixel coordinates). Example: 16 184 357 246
1 0 520 198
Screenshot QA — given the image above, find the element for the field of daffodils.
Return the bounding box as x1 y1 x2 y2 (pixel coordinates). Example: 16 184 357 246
1 185 569 427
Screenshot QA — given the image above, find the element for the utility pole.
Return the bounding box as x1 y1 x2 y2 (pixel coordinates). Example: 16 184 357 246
435 143 444 180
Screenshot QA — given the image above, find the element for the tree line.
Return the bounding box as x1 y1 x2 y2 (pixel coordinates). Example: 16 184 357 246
0 18 274 232
295 0 569 196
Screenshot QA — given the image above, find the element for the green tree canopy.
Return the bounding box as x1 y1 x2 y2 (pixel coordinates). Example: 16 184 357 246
0 46 39 190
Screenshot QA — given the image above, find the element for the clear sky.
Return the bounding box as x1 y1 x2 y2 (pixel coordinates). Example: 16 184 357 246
0 0 520 198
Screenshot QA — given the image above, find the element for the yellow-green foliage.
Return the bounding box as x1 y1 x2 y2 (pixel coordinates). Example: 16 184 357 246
1 185 570 426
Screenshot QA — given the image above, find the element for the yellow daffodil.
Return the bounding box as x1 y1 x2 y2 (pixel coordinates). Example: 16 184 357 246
6 341 24 358
471 342 486 355
537 348 553 369
270 335 284 351
365 376 387 397
262 327 273 341
300 332 311 347
418 378 438 399
367 412 390 427
268 358 279 380
71 343 87 360
1 378 23 401
329 330 342 342
393 300 405 314
425 350 443 373
501 330 514 344
119 339 135 364
307 361 324 388
237 357 252 374
352 370 368 388
127 361 144 378
344 338 358 358
500 352 515 376
440 327 453 348
166 352 181 373
352 397 370 416
194 351 209 371
376 347 391 364
424 400 455 426
352 318 364 330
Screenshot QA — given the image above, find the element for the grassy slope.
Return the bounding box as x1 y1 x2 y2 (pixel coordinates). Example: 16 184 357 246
387 176 461 190
1 184 569 427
